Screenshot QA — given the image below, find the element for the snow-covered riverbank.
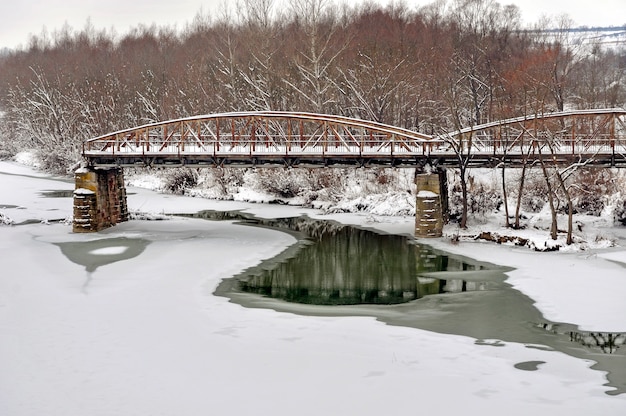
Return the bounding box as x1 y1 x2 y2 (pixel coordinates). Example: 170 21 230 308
1 161 625 415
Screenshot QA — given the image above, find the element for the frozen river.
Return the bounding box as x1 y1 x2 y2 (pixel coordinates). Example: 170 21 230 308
1 161 625 415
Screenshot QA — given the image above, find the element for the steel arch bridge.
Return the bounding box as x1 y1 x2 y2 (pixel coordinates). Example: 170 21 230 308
449 108 626 167
82 109 626 168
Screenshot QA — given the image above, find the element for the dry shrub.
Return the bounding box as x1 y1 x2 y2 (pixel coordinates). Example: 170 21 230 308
615 198 626 225
253 168 308 198
163 168 198 194
208 168 245 196
520 172 548 213
569 169 619 216
37 149 78 174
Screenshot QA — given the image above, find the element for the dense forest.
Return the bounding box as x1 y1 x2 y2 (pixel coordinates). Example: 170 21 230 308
1 0 625 233
1 0 624 167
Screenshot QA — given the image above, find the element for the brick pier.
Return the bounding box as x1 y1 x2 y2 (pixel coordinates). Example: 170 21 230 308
73 167 128 232
414 170 448 238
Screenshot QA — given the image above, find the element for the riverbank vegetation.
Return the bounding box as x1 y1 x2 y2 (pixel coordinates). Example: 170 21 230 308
1 0 625 236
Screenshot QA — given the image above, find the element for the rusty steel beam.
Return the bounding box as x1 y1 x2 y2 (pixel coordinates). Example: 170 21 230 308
83 109 626 168
83 111 441 167
442 109 626 165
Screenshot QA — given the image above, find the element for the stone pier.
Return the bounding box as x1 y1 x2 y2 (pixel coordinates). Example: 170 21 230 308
414 170 448 238
73 167 128 233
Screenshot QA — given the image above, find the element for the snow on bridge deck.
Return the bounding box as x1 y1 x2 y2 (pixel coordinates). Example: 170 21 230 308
82 110 626 168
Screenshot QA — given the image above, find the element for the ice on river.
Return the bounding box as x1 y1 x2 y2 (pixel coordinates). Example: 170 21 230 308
1 161 625 415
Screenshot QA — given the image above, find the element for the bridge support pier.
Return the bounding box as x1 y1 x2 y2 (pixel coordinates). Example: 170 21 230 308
414 169 448 238
73 167 128 233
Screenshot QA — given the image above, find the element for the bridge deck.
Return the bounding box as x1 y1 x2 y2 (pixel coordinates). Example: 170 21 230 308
83 110 626 168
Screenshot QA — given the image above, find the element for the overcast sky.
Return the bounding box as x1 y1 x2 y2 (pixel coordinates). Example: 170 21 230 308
1 0 625 50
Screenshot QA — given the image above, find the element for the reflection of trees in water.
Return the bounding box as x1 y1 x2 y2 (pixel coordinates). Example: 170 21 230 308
570 332 626 354
538 323 625 355
198 210 626 395
243 225 419 304
199 211 486 305
197 208 626 394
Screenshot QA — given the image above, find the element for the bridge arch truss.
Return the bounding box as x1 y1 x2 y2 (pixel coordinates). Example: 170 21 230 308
83 111 438 168
449 108 626 167
82 109 626 168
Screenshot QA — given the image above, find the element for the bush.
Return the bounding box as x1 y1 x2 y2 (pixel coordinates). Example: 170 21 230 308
448 181 502 221
308 169 344 192
470 184 502 214
37 149 78 174
614 197 626 225
570 169 619 216
252 168 308 198
163 168 198 194
520 173 548 213
574 193 605 216
207 168 245 196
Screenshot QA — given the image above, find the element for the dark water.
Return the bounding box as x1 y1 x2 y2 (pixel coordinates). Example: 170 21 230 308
238 221 489 305
188 210 496 305
38 189 135 198
40 189 75 198
55 237 151 273
185 210 626 396
46 208 626 395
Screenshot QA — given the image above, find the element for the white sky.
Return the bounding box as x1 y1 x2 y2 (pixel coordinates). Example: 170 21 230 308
1 0 625 50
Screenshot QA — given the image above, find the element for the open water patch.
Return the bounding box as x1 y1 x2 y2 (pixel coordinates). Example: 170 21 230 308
237 224 491 305
53 237 151 294
188 209 626 395
54 237 150 273
39 189 136 198
187 210 496 306
39 189 75 198
514 361 546 371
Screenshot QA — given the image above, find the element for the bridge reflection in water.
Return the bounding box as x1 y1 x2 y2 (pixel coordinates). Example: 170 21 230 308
190 211 488 305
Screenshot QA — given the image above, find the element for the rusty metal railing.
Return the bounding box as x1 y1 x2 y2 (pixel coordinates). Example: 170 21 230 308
82 109 626 167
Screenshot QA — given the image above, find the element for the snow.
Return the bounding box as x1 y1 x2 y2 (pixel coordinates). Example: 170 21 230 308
12 150 41 170
89 246 129 255
1 160 626 415
0 211 14 225
74 187 95 195
430 236 626 332
336 192 416 216
417 190 438 198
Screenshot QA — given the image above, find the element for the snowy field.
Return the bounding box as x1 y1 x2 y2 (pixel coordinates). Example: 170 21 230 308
1 160 626 415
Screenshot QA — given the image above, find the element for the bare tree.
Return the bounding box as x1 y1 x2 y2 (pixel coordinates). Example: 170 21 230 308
535 127 598 244
239 0 276 30
441 128 474 229
284 0 347 113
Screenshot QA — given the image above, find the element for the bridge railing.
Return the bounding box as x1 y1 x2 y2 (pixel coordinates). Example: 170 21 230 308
82 109 626 167
460 134 626 155
447 109 626 162
82 112 449 165
83 134 449 156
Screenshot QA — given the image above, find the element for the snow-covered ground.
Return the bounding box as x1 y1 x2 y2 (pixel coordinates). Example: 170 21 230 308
1 160 626 415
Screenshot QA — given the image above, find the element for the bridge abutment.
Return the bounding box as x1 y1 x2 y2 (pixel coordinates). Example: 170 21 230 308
414 170 448 238
73 167 128 233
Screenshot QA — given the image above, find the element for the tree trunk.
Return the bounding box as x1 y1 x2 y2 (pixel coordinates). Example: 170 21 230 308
537 145 558 240
460 168 469 229
514 161 527 229
501 164 510 228
555 170 574 245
